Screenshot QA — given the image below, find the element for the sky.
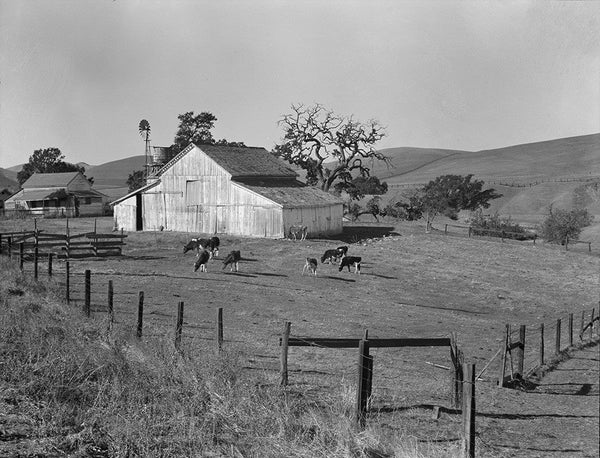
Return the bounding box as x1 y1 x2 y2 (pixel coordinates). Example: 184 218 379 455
1 0 599 168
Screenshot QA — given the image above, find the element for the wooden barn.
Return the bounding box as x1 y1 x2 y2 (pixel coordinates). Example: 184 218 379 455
4 172 108 217
111 144 343 238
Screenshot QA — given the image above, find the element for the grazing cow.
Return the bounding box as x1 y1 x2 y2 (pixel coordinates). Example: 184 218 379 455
222 250 241 272
288 225 308 241
339 255 361 274
320 249 340 264
302 257 318 276
337 246 349 257
183 238 208 255
193 249 211 272
207 236 220 258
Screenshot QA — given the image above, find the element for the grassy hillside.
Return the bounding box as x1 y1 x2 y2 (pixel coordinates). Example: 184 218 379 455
0 168 18 191
86 155 146 187
373 147 468 179
385 133 600 185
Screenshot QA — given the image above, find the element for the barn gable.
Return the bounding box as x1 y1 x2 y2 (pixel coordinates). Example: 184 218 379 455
113 143 343 237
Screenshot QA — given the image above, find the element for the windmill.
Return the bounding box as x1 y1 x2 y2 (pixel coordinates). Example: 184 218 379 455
138 119 151 180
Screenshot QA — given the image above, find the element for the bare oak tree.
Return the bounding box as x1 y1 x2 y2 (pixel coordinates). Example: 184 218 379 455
274 104 387 192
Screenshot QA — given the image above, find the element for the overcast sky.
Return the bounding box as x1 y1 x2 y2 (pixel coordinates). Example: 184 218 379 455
1 0 598 168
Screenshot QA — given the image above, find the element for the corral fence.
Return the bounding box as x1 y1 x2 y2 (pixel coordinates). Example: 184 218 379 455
0 219 126 260
433 223 594 253
2 236 598 458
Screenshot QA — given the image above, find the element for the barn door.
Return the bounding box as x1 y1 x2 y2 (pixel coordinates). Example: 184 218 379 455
216 205 227 233
135 193 143 231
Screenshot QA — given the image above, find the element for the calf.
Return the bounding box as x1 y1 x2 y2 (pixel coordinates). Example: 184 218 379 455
337 246 349 256
320 249 340 264
222 250 241 272
288 225 308 241
193 249 211 272
339 255 361 274
302 257 318 276
207 236 220 258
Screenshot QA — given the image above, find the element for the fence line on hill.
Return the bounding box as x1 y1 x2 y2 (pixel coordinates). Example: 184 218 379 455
2 238 598 458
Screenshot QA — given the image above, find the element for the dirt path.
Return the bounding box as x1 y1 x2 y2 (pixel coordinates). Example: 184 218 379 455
478 342 599 457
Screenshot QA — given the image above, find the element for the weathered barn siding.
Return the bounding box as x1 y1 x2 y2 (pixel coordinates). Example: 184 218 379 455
283 204 343 237
113 195 137 229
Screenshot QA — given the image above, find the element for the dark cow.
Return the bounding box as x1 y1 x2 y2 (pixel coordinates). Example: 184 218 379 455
337 246 349 256
222 250 241 272
339 255 361 274
184 236 220 258
193 249 211 272
302 257 318 276
288 225 308 241
320 249 340 264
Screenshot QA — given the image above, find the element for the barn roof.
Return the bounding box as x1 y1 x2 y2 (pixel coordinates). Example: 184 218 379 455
22 172 81 188
157 143 298 178
237 180 343 208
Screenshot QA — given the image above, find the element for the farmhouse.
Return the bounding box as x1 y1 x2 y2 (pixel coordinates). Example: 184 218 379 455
4 172 108 217
111 143 343 237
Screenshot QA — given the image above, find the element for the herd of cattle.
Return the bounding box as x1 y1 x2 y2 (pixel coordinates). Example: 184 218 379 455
183 235 362 276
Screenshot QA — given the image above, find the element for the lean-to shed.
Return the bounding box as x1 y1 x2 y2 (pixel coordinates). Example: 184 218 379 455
111 144 343 237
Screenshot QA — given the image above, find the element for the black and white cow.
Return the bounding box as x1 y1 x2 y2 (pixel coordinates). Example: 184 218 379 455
339 255 361 274
193 249 211 272
337 246 349 257
184 236 220 258
222 250 241 272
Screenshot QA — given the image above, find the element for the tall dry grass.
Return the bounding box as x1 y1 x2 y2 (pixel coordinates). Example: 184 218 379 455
0 257 462 457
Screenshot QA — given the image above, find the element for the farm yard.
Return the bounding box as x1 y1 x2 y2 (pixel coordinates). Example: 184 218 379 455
1 216 599 457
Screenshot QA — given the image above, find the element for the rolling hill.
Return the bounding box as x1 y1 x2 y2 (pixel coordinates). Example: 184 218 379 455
85 155 146 188
0 168 18 192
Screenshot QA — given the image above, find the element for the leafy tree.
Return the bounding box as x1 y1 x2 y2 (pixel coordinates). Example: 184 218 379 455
171 111 218 155
344 201 362 222
335 175 388 200
365 196 382 222
539 206 593 244
17 148 88 186
274 104 387 192
127 170 146 193
383 199 423 221
413 174 502 231
170 111 246 155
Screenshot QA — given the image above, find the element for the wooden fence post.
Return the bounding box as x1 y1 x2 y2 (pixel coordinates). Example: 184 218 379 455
175 301 184 350
580 310 586 340
462 363 476 458
19 242 24 271
33 245 38 281
280 321 291 386
48 253 53 277
590 308 595 340
0 234 3 255
468 227 472 238
217 307 223 352
355 338 371 428
539 323 544 366
555 319 561 355
451 332 464 408
84 269 91 317
498 324 509 387
568 313 573 347
136 291 144 338
107 280 114 330
363 329 373 407
66 261 70 304
516 325 526 376
7 236 12 259
445 224 448 235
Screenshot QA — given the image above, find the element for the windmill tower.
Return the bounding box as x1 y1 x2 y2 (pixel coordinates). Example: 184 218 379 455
138 119 151 180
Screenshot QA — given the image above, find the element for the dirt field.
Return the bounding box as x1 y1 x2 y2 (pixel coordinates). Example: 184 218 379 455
1 216 598 456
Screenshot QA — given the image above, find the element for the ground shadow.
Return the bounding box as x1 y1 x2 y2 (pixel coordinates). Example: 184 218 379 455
363 273 398 280
330 226 400 244
222 272 258 278
254 272 288 278
321 275 356 283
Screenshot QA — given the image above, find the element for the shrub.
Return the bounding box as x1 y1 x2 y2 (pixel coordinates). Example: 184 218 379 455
539 206 594 244
470 211 535 241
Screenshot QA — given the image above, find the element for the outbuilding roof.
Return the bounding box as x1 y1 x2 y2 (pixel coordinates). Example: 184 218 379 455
158 144 298 179
22 172 81 188
237 180 343 208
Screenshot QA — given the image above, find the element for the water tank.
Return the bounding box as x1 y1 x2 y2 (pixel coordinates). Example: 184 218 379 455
152 146 170 165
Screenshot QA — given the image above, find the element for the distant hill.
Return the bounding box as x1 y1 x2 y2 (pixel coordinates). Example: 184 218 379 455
384 133 600 185
0 168 18 192
86 155 146 188
372 147 469 179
